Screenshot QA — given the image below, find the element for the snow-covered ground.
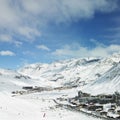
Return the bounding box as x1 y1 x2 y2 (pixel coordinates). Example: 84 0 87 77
0 68 102 120
0 91 102 120
0 53 120 120
0 68 42 93
82 62 120 95
19 53 120 88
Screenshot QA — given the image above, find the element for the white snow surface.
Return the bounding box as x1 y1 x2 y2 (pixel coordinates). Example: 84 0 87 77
82 62 120 95
19 53 120 88
0 90 103 120
0 68 43 93
0 53 120 120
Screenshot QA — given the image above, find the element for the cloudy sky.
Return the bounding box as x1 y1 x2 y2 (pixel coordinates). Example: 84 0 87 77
0 0 120 69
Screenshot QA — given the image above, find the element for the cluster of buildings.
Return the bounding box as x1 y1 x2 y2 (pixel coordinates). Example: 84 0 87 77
69 91 120 119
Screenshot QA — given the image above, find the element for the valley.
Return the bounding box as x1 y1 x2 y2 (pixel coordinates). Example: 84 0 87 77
0 53 120 120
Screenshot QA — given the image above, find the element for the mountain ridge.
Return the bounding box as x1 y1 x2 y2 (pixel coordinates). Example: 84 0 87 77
18 53 120 88
0 53 120 94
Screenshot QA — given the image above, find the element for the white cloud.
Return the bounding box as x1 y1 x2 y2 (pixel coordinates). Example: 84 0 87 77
36 45 50 51
0 50 15 56
0 0 20 28
13 41 23 47
0 0 118 41
0 34 22 47
52 43 120 59
0 34 12 42
21 0 118 23
18 27 41 40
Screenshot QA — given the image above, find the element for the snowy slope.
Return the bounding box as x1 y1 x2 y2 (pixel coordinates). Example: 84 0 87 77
0 69 43 94
0 68 103 120
19 53 120 87
0 53 119 93
82 62 120 95
0 53 120 120
0 90 103 120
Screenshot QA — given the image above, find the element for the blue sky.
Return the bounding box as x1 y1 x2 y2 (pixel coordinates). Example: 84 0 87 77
0 0 120 69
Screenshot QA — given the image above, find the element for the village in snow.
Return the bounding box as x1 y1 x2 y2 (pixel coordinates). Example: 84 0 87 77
0 53 120 120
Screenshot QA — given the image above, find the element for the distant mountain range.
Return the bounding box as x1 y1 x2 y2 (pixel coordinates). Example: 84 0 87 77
0 53 120 94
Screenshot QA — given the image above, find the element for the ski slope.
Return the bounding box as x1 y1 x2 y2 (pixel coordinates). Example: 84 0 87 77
82 62 120 95
0 53 120 120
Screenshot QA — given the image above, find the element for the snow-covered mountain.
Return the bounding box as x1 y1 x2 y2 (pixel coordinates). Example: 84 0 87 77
82 62 120 95
0 53 120 120
18 53 120 89
0 68 42 93
0 53 119 94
